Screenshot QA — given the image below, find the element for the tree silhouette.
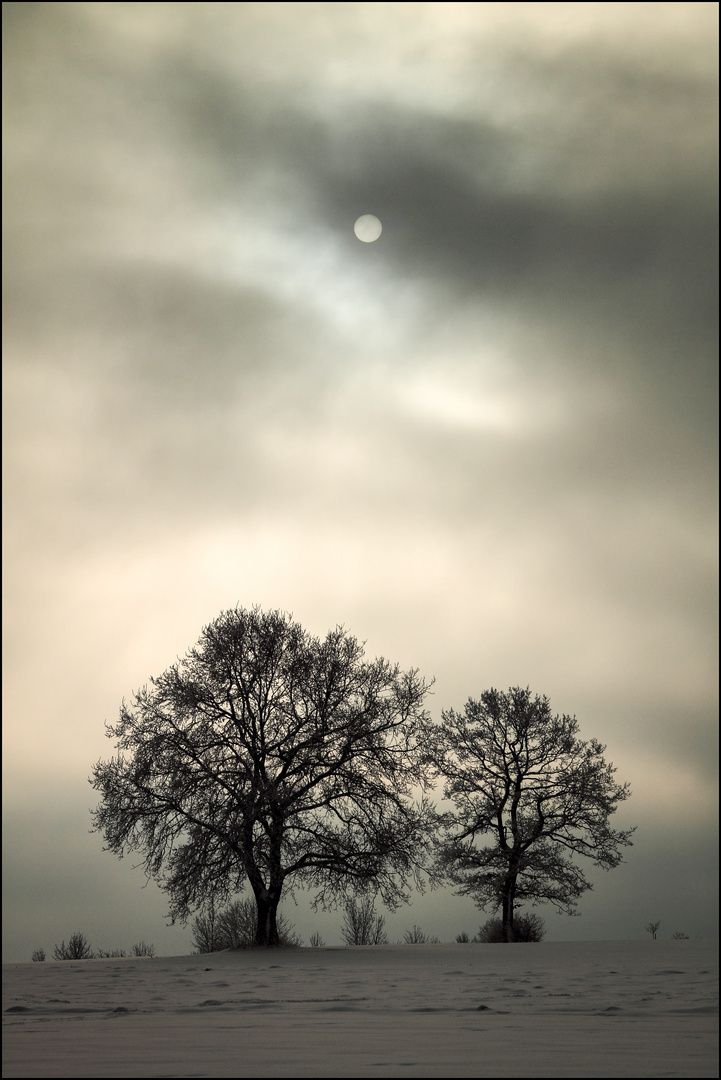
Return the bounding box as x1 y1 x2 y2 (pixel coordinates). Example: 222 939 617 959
91 606 437 946
427 687 635 942
646 920 661 940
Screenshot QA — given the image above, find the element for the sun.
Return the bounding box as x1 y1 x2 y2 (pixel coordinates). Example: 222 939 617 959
353 214 382 242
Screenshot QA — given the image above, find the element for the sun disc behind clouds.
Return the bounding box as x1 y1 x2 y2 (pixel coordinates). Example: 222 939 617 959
354 214 382 242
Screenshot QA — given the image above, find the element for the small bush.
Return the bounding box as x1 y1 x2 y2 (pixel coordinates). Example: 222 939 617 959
31 948 46 962
474 913 545 943
309 932 325 948
131 941 156 957
192 898 301 952
340 897 388 945
53 932 94 960
50 934 157 960
671 932 689 940
455 932 471 943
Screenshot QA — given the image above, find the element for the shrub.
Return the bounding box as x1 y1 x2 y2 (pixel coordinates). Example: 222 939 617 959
50 934 157 960
53 932 95 960
191 904 221 953
31 948 46 962
309 932 325 948
215 899 257 949
671 932 689 940
455 932 471 943
192 898 301 952
340 897 388 945
402 925 440 943
131 940 156 957
474 913 545 943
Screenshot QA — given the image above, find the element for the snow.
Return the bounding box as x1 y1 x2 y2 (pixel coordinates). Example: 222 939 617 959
3 940 717 1077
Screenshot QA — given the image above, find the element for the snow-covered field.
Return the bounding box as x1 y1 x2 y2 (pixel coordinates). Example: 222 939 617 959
3 940 717 1078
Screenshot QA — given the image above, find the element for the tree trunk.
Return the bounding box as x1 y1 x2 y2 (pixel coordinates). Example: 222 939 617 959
500 873 517 943
253 885 281 947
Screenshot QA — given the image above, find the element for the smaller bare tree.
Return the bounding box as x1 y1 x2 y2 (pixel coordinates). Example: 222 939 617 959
340 897 388 945
309 932 325 947
646 921 661 940
427 688 635 943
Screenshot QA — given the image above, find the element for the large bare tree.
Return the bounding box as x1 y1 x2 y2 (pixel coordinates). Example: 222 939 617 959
91 606 437 946
428 687 635 942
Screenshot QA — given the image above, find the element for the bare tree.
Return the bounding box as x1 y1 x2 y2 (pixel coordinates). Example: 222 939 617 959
427 687 635 943
340 896 389 944
646 921 661 940
309 932 325 948
91 607 438 947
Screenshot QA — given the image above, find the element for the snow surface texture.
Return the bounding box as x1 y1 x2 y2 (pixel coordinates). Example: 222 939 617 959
3 941 718 1078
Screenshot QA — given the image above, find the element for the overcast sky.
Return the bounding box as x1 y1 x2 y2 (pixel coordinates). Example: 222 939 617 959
3 2 718 961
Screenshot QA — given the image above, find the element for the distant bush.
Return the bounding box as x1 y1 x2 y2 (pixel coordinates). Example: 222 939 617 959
131 940 156 957
340 897 388 945
51 934 157 960
401 925 440 944
53 932 95 960
192 898 301 953
309 932 325 948
455 932 471 943
474 913 545 943
31 948 46 962
671 932 689 940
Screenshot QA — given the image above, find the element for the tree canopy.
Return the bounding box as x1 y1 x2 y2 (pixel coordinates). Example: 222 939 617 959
91 606 437 945
428 687 635 941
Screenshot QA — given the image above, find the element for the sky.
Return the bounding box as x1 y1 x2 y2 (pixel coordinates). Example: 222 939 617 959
2 2 717 962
